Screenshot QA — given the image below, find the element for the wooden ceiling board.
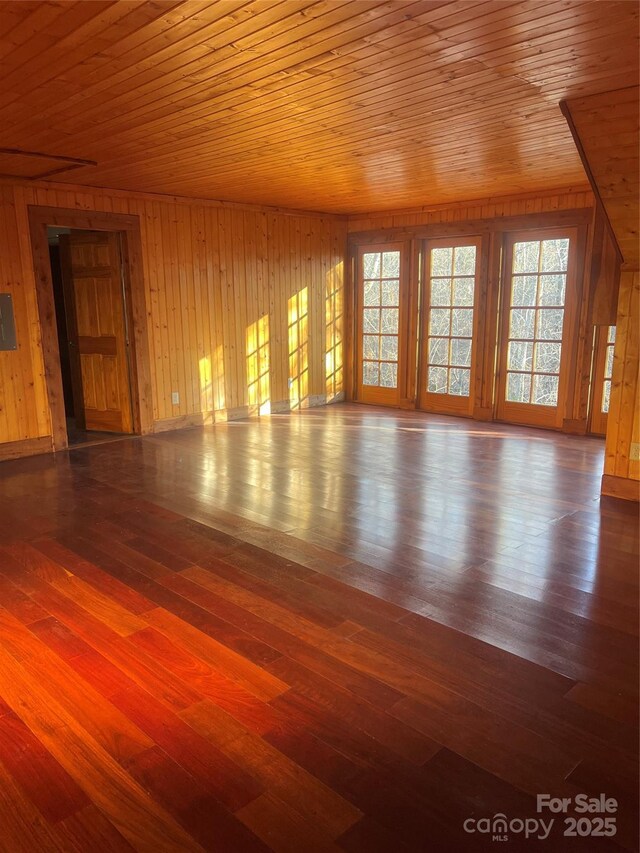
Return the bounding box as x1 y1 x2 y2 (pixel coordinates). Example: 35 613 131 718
0 0 637 213
563 86 640 269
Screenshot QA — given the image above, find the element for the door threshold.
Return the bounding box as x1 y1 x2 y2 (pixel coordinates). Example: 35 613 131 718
66 432 134 451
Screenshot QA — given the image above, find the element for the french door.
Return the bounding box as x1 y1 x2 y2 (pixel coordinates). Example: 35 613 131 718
496 229 578 429
417 237 481 416
355 243 407 405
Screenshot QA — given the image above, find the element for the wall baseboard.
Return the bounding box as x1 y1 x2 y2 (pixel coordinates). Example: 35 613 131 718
152 393 345 432
152 412 213 433
0 435 53 462
601 473 640 501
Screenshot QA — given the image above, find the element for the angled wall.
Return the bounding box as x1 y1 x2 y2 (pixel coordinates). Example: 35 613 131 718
563 86 640 499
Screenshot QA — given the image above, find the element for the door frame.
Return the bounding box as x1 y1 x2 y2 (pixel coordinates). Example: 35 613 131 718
354 241 410 407
494 226 582 430
416 234 484 417
28 205 153 451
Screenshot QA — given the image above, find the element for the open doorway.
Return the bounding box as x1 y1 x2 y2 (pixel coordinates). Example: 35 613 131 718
48 227 132 447
29 206 153 452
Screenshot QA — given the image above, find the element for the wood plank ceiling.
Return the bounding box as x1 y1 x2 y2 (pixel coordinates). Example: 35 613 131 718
0 0 637 214
564 86 640 269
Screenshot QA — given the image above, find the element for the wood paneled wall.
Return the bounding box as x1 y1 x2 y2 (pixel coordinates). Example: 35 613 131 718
0 179 346 450
603 270 640 498
347 186 595 232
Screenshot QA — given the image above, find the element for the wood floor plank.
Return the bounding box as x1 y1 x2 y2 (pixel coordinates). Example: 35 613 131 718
0 757 66 853
54 805 136 853
182 702 363 838
0 710 90 824
0 641 203 852
236 792 342 853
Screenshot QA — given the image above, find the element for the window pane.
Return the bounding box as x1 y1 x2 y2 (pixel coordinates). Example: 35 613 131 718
381 251 400 277
430 309 450 336
602 380 611 413
453 245 476 275
605 345 614 379
431 247 452 276
506 372 531 403
363 253 381 278
379 362 397 388
513 241 540 273
608 325 616 344
536 309 564 340
380 335 398 360
452 278 474 306
360 248 401 394
532 373 559 406
363 335 379 359
430 278 451 306
364 281 380 306
508 341 533 371
505 234 571 412
538 274 566 306
540 239 569 272
451 338 472 367
363 308 380 333
428 366 448 393
451 308 473 337
428 337 448 365
511 275 537 306
509 308 535 339
381 308 399 333
381 280 399 306
426 243 477 401
363 362 379 386
449 368 470 396
535 342 561 374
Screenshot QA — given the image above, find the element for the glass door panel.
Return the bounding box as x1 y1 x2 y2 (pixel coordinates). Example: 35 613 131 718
496 230 577 428
356 244 405 405
590 325 616 435
418 237 481 415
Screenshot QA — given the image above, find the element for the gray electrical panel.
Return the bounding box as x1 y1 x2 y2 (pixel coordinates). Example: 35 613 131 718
0 294 17 350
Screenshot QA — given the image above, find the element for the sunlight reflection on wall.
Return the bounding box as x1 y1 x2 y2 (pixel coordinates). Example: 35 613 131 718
288 287 309 410
326 260 344 401
246 314 271 415
198 355 213 422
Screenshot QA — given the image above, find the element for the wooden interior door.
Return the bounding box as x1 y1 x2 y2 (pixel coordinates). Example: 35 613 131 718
59 231 133 433
417 236 482 416
495 229 578 429
356 243 407 406
589 324 616 435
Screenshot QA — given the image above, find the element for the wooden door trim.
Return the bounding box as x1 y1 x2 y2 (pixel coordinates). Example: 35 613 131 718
28 205 153 451
58 236 86 429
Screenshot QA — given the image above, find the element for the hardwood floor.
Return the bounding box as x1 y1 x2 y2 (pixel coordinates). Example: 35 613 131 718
0 403 637 852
